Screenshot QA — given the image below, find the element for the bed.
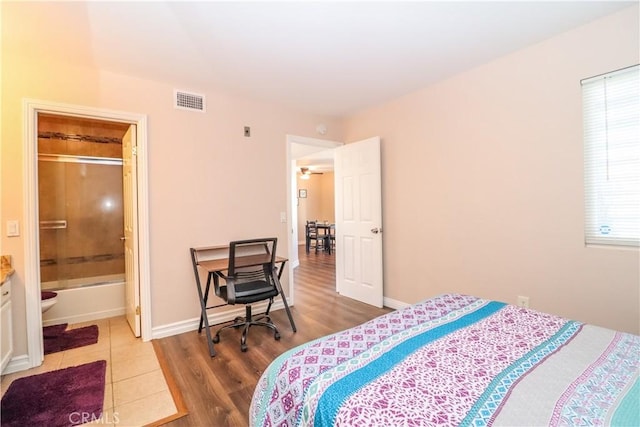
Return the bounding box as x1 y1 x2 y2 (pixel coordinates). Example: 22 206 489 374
250 294 639 426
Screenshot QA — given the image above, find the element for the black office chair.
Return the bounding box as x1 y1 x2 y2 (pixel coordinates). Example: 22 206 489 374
212 238 281 352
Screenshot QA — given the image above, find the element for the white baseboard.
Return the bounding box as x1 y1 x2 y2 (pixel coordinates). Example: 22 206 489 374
383 296 409 310
151 297 407 340
3 354 32 375
151 300 285 340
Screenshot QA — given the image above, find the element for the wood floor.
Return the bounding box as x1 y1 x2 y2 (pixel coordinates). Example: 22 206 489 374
157 246 391 426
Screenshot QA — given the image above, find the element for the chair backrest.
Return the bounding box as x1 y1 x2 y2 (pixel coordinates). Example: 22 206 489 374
228 237 278 282
224 238 280 305
306 220 318 237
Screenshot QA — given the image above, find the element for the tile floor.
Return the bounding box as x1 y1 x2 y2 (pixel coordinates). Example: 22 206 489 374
0 316 177 426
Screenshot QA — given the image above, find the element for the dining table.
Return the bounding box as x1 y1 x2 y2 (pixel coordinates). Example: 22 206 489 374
315 223 334 254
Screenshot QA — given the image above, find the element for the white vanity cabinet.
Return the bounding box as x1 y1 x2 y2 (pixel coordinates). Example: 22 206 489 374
1 278 13 373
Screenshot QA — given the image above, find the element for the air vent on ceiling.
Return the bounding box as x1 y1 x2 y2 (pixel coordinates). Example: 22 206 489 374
174 90 205 112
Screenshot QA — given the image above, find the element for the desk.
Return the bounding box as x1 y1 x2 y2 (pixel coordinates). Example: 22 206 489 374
305 223 335 254
190 247 297 357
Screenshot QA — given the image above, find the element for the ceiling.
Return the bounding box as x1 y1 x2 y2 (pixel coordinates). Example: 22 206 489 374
6 1 633 118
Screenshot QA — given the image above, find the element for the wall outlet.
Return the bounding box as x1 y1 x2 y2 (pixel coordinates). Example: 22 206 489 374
516 295 530 308
244 126 251 137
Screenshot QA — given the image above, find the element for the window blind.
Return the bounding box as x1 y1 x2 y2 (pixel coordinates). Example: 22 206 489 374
583 65 640 247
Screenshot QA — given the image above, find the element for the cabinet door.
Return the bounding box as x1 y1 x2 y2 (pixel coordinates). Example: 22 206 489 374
1 283 13 373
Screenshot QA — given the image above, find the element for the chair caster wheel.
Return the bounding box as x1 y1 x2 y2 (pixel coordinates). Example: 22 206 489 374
241 344 248 352
274 332 281 340
212 335 220 344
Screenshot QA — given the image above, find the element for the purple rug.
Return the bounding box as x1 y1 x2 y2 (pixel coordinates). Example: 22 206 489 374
0 360 107 427
43 323 68 338
44 325 99 355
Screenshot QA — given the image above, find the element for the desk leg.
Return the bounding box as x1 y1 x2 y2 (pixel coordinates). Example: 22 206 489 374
190 249 216 357
274 262 297 333
200 274 216 357
198 274 212 333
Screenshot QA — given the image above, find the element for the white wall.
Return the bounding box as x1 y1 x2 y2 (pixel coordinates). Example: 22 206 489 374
344 6 640 334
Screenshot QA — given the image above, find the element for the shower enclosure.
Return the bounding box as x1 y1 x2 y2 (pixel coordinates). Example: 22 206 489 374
38 114 128 292
39 157 125 290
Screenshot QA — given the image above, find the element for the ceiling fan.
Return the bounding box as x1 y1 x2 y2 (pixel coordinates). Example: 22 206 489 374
300 167 323 179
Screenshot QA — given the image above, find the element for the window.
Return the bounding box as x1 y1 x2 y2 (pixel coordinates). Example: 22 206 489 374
583 65 640 247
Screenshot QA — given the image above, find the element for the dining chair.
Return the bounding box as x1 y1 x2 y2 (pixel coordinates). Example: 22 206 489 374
329 224 336 253
212 238 282 352
306 220 325 253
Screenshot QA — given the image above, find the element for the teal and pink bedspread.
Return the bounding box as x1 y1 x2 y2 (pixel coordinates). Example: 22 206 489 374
250 294 639 426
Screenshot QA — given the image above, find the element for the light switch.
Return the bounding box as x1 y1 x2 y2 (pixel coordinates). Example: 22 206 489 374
6 220 19 237
280 212 287 223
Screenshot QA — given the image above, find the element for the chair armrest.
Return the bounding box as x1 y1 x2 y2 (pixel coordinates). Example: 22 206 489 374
215 272 237 304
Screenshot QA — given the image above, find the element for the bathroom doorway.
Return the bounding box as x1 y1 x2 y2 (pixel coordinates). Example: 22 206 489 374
37 114 132 330
23 100 150 370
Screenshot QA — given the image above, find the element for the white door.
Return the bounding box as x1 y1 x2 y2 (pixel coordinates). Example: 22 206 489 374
122 126 141 336
334 137 383 307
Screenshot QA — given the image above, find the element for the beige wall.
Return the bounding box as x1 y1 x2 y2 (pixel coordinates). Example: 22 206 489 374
344 6 640 334
1 5 343 355
296 172 335 241
2 3 638 363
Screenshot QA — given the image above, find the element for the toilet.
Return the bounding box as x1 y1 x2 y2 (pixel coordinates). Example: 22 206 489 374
41 291 58 313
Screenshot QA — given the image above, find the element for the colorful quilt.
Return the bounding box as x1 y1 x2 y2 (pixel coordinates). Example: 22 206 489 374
250 294 639 426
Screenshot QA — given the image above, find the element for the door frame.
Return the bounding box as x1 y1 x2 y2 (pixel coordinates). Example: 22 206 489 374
285 134 342 305
23 99 151 368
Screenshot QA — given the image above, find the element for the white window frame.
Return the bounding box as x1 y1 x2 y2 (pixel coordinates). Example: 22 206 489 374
582 65 640 248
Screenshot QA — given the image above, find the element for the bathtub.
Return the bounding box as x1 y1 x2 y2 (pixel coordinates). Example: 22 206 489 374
41 280 125 326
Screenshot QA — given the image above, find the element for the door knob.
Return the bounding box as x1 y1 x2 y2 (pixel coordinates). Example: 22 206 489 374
371 227 382 234
120 236 126 241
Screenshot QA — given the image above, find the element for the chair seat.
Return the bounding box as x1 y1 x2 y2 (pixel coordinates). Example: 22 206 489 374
219 281 279 304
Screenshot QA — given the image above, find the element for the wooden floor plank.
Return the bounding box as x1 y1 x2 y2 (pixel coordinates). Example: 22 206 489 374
158 246 390 426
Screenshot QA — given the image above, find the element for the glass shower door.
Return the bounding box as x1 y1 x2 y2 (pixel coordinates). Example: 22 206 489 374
38 156 125 291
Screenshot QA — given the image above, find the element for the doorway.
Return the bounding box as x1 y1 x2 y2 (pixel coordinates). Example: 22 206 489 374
286 135 342 305
24 100 151 370
38 114 127 293
286 134 384 310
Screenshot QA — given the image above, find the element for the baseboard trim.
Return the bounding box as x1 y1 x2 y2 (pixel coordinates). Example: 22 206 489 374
151 300 285 340
152 297 406 340
3 354 32 375
383 297 409 310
